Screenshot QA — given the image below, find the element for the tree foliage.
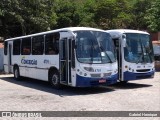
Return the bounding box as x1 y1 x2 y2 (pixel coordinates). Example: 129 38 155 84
0 0 158 38
129 0 153 30
0 0 57 37
94 0 132 29
145 0 160 32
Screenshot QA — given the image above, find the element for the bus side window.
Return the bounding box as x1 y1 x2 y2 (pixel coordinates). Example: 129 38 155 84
4 41 8 55
45 33 60 55
13 39 21 55
21 38 31 55
32 36 44 55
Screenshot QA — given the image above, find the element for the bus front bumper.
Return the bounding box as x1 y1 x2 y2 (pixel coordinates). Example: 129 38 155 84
76 73 118 87
123 71 155 81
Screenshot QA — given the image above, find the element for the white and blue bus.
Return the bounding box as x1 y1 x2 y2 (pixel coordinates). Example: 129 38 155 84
106 29 155 83
4 27 118 88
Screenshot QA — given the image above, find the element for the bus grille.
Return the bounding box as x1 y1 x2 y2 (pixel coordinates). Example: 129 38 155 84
103 72 112 77
90 74 101 78
136 69 150 72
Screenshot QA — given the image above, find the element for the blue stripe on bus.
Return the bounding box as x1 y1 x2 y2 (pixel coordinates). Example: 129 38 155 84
123 70 155 81
76 73 118 87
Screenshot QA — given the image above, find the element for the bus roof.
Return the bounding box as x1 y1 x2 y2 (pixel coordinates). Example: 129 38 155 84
106 29 149 34
5 27 105 41
106 29 149 39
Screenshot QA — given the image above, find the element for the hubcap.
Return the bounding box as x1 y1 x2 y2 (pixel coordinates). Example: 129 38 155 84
52 74 58 85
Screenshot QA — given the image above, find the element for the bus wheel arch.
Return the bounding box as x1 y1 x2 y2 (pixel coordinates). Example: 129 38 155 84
48 67 61 89
13 64 21 80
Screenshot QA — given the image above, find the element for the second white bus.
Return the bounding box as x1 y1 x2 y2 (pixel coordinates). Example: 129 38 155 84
106 29 155 83
4 27 118 88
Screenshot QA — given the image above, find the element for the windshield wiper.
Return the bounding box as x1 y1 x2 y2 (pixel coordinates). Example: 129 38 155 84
88 38 95 63
144 46 153 63
99 43 113 63
136 43 152 64
136 53 143 64
89 32 102 63
136 39 145 64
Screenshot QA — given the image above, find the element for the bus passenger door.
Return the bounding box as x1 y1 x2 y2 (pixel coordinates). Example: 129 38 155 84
113 38 122 81
8 44 12 73
59 38 72 85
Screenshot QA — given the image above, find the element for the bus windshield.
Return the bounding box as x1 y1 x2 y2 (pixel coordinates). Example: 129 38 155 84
74 30 116 64
124 33 154 63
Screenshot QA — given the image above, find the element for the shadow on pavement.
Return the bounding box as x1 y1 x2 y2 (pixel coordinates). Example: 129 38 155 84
0 76 115 96
109 82 152 89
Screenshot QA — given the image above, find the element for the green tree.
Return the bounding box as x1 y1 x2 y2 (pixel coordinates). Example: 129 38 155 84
78 0 97 27
55 0 97 28
1 0 158 38
0 0 22 37
0 0 57 38
113 0 132 29
94 0 132 29
145 0 160 32
55 0 77 28
130 0 153 30
18 0 57 35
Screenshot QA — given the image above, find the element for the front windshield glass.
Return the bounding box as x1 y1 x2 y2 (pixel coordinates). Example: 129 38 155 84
124 33 154 63
74 30 116 64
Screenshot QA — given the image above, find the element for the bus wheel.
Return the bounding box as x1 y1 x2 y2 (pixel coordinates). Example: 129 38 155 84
49 70 61 89
14 66 20 80
120 81 128 84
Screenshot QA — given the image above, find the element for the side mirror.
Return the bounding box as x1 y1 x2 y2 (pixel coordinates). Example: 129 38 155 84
122 34 126 47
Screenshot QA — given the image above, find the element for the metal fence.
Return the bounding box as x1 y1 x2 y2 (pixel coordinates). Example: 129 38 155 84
0 48 4 71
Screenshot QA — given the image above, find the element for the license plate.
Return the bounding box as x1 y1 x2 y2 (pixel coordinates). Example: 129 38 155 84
99 79 106 83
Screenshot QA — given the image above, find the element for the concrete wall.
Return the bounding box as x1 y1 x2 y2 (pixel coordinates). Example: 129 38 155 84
0 48 4 71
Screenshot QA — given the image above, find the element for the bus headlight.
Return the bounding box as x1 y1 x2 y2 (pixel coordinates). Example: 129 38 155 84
79 72 82 75
114 69 118 73
125 65 128 69
103 72 112 77
84 73 87 76
84 67 94 72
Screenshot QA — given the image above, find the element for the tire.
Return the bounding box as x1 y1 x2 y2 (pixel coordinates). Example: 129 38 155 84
49 70 61 89
14 66 21 80
119 80 128 84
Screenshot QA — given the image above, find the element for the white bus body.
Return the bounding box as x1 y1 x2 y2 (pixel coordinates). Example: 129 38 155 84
106 29 155 82
4 27 118 88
